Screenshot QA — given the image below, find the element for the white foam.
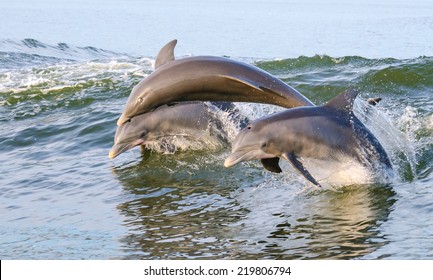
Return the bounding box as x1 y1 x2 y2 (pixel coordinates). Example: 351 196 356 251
234 102 285 121
142 119 228 155
397 106 421 131
278 154 395 190
0 58 153 97
427 114 433 131
354 99 417 180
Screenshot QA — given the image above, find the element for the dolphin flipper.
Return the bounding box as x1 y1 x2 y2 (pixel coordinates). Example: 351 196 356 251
222 75 306 106
222 75 263 92
282 152 321 187
155 39 177 69
261 157 282 173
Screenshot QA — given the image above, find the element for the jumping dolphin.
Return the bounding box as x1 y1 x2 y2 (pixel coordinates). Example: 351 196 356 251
109 102 226 159
224 89 392 187
116 39 314 126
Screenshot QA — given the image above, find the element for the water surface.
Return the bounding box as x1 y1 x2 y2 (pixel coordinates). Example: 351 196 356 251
1 0 432 259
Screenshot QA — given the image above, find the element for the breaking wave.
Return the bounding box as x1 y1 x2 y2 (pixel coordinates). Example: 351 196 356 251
1 39 432 185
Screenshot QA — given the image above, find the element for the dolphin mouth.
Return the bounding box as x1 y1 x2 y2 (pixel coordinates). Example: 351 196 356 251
224 149 274 168
108 139 144 159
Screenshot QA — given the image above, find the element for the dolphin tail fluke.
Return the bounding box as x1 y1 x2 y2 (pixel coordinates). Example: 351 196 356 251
282 152 322 187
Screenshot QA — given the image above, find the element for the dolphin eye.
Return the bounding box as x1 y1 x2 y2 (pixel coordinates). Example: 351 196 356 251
247 126 251 130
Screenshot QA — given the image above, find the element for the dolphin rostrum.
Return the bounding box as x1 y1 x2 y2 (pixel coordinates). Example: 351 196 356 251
223 89 392 187
109 102 227 159
116 39 314 126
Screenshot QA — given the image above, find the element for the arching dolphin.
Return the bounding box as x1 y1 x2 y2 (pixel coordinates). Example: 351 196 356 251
116 39 314 126
109 102 227 159
224 89 392 187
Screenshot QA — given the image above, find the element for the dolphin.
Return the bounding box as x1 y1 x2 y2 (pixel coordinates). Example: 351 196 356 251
223 89 392 187
116 39 314 126
109 102 227 159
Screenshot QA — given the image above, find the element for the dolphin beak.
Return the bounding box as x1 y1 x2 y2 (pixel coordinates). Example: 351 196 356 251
224 152 244 167
108 139 144 159
224 150 274 168
108 143 125 159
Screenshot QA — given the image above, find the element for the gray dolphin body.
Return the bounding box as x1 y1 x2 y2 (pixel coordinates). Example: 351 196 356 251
109 102 224 159
224 89 392 187
116 40 313 126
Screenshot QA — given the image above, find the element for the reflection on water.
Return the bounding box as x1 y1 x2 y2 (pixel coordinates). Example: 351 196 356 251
247 185 397 259
112 151 396 259
112 151 252 259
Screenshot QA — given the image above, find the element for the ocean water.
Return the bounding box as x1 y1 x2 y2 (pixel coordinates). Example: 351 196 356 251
1 0 432 259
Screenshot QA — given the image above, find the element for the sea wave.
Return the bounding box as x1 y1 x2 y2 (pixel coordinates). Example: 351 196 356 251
0 38 123 65
0 39 432 182
0 40 154 121
256 55 433 101
2 39 432 105
1 38 433 259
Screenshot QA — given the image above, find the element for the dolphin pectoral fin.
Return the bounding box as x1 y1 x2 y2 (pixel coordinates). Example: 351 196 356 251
224 76 289 96
155 39 177 69
282 153 321 187
261 157 282 173
222 75 263 92
222 76 313 108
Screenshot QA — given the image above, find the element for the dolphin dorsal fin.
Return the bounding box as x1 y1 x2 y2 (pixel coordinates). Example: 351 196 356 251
155 39 177 69
324 88 359 113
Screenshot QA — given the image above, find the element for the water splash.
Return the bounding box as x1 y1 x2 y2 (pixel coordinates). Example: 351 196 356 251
354 99 417 181
2 39 433 259
1 41 431 184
